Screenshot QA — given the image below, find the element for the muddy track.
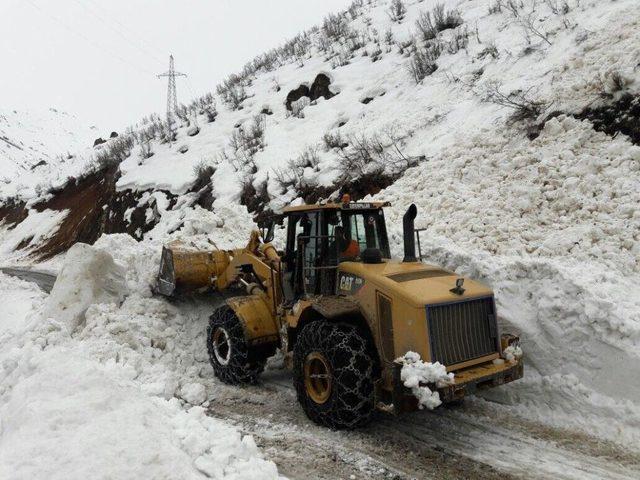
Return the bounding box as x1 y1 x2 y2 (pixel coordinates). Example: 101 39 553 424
206 366 640 480
208 371 513 480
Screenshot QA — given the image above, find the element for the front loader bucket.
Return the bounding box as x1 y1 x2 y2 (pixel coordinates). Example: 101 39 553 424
156 242 230 296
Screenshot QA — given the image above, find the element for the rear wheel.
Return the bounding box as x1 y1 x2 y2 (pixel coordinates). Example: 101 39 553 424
293 321 375 429
207 305 265 384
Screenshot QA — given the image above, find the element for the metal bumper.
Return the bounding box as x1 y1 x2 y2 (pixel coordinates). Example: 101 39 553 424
438 359 523 403
390 359 524 414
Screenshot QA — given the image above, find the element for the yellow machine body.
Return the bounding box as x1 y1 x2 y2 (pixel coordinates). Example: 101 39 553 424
156 201 523 414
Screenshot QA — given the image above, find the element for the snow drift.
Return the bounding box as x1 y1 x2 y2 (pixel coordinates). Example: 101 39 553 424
43 243 128 332
0 247 282 479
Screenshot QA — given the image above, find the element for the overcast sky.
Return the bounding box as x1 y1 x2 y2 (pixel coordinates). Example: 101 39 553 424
0 0 352 132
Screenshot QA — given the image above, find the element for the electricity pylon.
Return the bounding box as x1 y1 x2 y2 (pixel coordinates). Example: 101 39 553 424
157 54 187 126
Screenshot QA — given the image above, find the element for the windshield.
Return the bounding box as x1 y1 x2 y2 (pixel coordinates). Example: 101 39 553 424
326 209 390 260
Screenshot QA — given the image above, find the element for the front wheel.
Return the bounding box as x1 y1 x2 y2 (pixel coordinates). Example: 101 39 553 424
293 321 376 429
207 305 265 384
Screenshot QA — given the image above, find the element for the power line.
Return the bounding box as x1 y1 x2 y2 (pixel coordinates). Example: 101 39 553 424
24 0 157 78
185 77 200 102
85 0 168 60
70 0 167 67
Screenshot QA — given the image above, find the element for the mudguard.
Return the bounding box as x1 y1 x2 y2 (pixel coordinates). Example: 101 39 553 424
310 295 361 319
226 294 279 346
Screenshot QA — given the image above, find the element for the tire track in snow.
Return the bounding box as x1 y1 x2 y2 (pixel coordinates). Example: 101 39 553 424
257 369 640 480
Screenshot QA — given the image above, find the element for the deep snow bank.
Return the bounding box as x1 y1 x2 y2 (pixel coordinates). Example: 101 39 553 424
43 243 128 332
0 245 281 479
0 346 278 480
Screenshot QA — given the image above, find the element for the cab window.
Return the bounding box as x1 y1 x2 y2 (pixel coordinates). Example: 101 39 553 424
342 210 390 258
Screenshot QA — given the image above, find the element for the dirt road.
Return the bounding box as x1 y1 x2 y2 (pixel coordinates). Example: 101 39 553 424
207 365 640 480
0 267 56 293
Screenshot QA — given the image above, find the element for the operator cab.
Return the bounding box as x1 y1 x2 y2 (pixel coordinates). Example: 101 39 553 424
279 199 391 301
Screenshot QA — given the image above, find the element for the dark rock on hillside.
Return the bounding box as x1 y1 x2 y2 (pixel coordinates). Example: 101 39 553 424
576 93 640 145
309 74 335 103
285 84 311 111
285 73 336 111
30 160 47 170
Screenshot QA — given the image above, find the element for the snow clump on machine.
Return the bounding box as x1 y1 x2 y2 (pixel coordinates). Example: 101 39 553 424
398 351 454 410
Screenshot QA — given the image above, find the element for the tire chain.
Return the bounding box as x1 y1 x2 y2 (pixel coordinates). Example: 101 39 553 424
294 321 376 429
207 305 265 384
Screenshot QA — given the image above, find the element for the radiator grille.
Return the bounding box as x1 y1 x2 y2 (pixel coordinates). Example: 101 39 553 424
427 297 498 366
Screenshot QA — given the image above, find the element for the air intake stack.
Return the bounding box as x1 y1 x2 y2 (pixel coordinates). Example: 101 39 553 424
403 204 418 263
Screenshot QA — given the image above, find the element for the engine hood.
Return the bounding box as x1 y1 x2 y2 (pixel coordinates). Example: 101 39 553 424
337 260 494 307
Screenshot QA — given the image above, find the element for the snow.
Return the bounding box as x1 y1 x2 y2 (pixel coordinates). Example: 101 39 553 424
398 351 454 410
0 107 99 199
0 247 282 479
43 243 128 332
0 208 68 263
0 272 47 337
181 382 208 405
503 345 523 363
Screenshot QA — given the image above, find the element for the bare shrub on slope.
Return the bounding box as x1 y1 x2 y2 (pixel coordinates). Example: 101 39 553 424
432 3 463 32
388 0 407 23
273 147 321 195
217 80 248 111
192 160 216 190
224 115 266 173
336 130 419 180
544 0 570 15
321 13 352 42
139 140 153 161
415 3 464 43
95 135 134 170
482 81 550 123
415 11 438 42
408 42 442 83
504 0 552 45
447 27 469 54
323 130 349 151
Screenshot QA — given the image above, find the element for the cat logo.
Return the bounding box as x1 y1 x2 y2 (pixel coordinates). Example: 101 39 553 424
338 273 365 294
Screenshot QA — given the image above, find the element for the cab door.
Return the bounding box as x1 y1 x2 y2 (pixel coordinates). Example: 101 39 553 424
283 211 320 299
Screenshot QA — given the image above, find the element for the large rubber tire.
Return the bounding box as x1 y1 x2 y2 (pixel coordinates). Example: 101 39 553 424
207 305 265 385
293 321 375 429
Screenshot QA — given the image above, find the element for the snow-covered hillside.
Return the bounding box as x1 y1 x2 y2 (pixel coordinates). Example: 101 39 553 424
1 0 640 477
0 107 101 199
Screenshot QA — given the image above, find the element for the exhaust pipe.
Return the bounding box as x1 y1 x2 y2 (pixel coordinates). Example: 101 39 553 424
403 204 418 262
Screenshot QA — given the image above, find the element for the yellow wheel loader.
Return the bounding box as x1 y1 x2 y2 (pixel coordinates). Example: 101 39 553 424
157 199 523 429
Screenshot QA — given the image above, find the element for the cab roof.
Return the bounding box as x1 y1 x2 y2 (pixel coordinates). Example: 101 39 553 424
282 201 390 213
